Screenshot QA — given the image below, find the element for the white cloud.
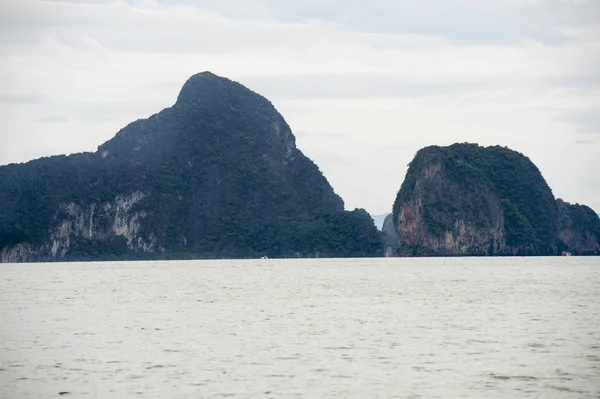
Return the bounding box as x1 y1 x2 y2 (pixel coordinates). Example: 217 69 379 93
0 0 599 214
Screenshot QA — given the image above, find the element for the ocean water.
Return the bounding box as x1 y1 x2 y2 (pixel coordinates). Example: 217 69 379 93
1 257 599 399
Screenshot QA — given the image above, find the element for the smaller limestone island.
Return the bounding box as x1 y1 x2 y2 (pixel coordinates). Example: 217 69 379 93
386 143 600 257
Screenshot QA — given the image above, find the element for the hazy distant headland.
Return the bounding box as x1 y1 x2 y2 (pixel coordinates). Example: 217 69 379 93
1 73 598 262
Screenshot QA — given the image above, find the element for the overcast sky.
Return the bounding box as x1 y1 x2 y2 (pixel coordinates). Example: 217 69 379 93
1 0 599 214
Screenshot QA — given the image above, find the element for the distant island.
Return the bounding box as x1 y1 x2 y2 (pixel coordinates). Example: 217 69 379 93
386 143 600 256
1 73 598 262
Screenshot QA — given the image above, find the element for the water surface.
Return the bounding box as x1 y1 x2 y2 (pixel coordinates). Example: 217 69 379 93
1 257 599 398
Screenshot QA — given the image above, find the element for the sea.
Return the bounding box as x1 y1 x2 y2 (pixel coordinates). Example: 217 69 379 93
1 257 599 399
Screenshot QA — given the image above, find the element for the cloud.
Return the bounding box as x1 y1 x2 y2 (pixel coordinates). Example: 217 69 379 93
114 0 600 45
570 139 595 145
35 116 70 123
0 0 598 214
0 93 50 104
554 109 600 134
243 73 496 100
583 179 600 188
294 131 346 138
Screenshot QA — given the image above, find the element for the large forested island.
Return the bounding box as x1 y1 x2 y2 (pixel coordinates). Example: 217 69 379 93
0 72 381 262
1 73 598 262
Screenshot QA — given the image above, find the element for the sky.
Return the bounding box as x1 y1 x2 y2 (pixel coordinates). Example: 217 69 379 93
1 0 599 215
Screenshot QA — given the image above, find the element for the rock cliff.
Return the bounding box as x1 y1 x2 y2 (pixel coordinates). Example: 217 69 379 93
0 72 381 262
390 143 599 256
556 199 600 255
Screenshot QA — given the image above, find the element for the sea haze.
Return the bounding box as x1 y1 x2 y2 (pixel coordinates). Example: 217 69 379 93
1 257 599 398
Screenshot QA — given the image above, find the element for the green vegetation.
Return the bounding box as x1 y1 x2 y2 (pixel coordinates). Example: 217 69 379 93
501 199 535 249
0 72 381 261
392 143 577 256
447 143 558 253
556 199 600 255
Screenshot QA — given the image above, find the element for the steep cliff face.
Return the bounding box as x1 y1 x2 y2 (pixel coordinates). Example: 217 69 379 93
0 72 381 262
391 143 564 256
0 191 160 263
556 199 600 255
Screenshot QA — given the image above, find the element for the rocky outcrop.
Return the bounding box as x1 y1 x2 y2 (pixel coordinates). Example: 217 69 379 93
557 199 600 255
392 151 510 256
1 243 36 263
389 143 583 256
1 191 162 262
